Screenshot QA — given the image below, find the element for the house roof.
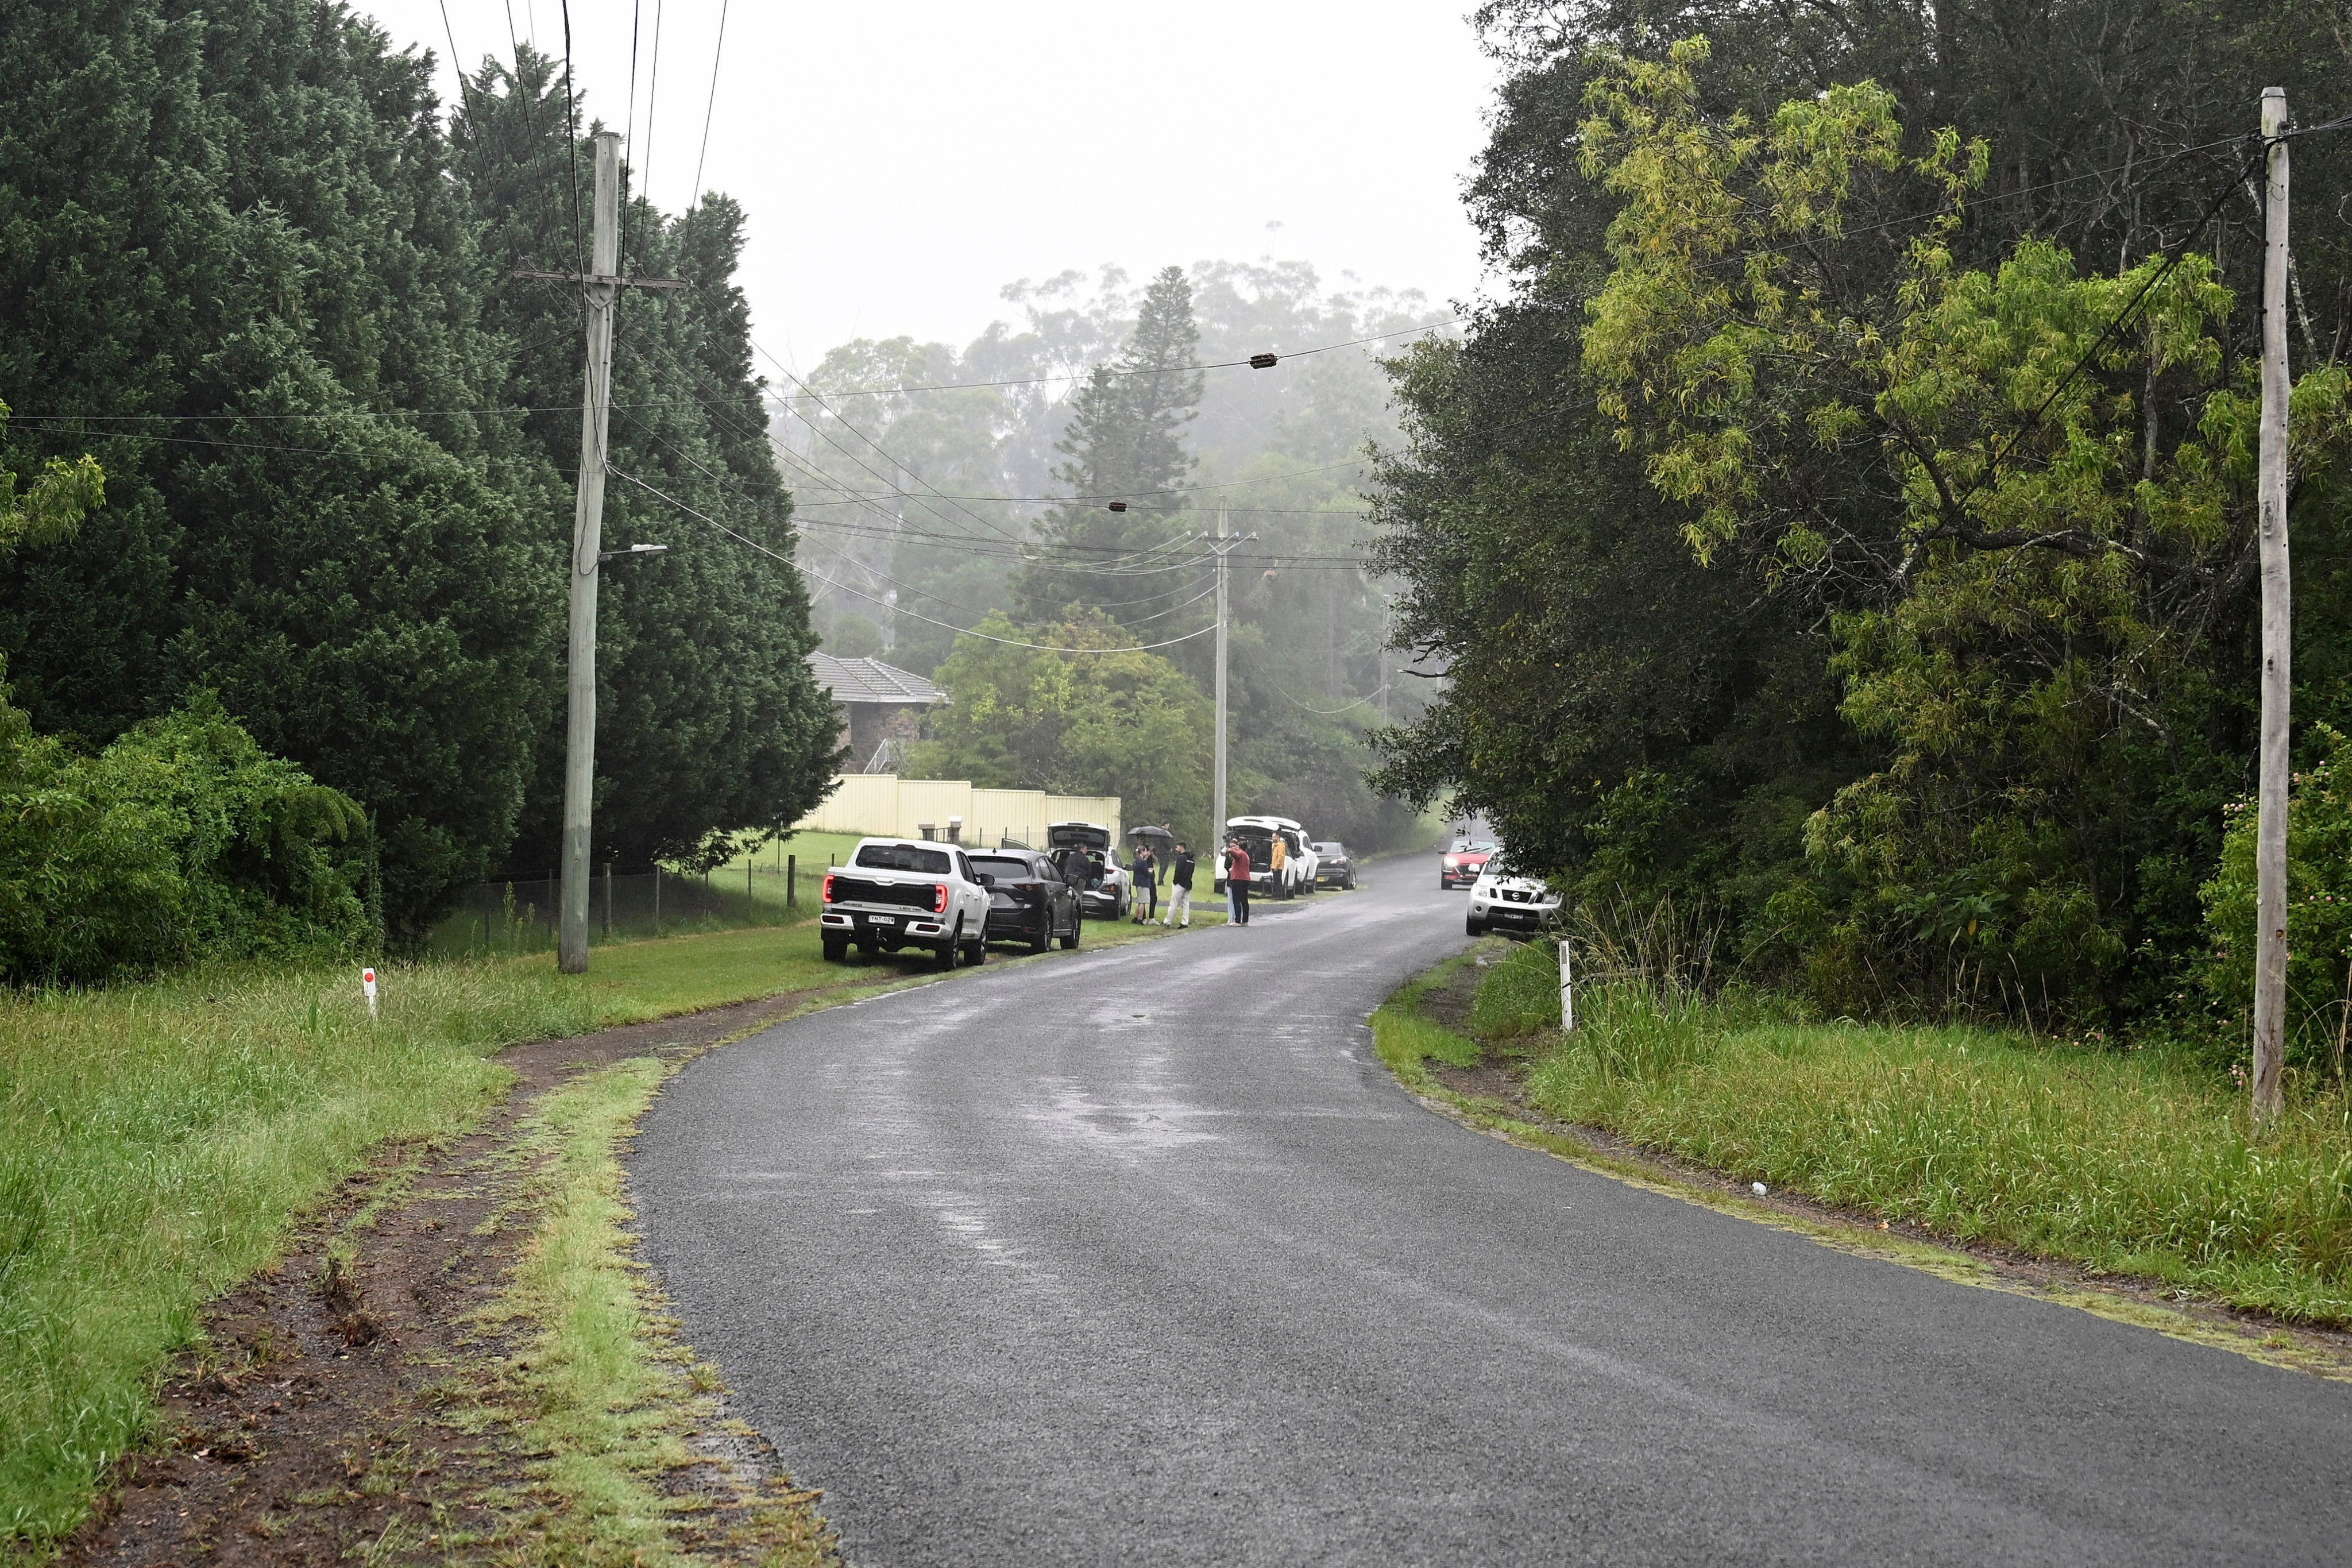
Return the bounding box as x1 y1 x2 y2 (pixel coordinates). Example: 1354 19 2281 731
806 651 945 706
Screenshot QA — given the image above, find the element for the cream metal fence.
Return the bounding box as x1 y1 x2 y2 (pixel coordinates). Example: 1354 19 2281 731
793 775 1120 848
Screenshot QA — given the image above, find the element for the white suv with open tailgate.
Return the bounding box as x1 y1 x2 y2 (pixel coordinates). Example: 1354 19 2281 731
820 837 993 968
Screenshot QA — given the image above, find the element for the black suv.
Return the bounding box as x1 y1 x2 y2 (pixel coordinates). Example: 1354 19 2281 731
968 849 1082 952
1311 840 1357 890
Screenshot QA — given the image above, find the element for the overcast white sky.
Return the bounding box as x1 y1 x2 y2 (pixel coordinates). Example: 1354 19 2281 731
364 1 1500 372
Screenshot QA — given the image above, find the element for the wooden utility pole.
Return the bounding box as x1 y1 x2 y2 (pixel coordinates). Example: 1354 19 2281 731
524 132 688 974
557 133 622 974
1200 509 1257 847
2252 86 2293 1123
1212 504 1229 840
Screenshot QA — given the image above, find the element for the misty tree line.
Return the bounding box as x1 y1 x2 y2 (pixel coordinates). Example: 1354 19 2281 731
0 2 840 975
786 261 1450 852
1372 0 2352 1050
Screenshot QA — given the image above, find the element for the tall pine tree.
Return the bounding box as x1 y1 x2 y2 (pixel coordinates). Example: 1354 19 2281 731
454 48 840 871
1016 265 1203 627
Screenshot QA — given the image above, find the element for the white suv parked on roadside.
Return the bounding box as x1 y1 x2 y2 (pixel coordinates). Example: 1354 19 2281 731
820 837 993 968
1466 862 1562 937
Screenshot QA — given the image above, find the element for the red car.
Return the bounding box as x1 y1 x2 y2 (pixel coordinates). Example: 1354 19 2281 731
1440 839 1499 890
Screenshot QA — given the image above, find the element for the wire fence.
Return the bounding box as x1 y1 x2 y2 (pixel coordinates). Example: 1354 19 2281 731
424 864 812 959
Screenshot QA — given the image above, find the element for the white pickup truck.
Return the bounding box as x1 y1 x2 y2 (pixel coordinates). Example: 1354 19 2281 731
819 837 993 968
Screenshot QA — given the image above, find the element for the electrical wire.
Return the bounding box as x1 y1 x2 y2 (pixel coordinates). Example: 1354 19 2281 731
690 0 728 211
611 393 1223 581
615 331 1218 574
559 0 585 280
799 532 1219 629
1269 682 1388 716
1961 139 2269 503
437 1 479 146
609 466 1220 654
620 0 642 262
640 0 665 211
764 318 1463 400
750 336 1037 549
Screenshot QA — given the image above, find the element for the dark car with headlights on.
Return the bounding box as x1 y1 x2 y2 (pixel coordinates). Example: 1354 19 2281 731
1311 840 1357 890
968 849 1082 953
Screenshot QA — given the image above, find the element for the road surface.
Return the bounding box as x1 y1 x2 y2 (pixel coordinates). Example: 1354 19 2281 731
631 860 2352 1565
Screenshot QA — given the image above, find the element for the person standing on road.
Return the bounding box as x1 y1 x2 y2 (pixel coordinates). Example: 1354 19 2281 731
1131 843 1158 924
1165 842 1195 927
1225 836 1252 925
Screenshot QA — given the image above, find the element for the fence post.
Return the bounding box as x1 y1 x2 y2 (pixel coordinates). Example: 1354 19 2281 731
1558 935 1576 1033
748 858 756 922
603 862 613 939
653 866 661 936
788 855 797 909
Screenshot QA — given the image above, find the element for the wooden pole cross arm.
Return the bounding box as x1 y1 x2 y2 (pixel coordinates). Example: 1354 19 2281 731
511 268 694 289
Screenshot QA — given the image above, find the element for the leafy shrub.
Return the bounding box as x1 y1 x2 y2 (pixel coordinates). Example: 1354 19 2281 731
0 681 372 985
2201 725 2352 1075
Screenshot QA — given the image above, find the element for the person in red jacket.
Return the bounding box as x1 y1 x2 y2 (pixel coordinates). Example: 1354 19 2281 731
1225 837 1252 926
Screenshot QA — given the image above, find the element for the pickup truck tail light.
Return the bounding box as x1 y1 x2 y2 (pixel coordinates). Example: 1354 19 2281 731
821 872 835 904
932 883 949 913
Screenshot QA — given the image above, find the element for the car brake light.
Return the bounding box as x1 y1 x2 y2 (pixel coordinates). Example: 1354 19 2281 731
932 883 949 913
821 872 835 904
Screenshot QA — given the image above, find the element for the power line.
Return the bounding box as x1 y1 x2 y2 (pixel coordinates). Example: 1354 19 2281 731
559 0 585 280
800 532 1219 629
608 327 1215 575
1685 132 2257 280
1269 681 1388 716
620 0 643 264
764 318 1463 401
612 392 1221 579
640 0 665 213
690 0 728 210
610 465 1220 655
750 335 1036 549
1961 139 2269 505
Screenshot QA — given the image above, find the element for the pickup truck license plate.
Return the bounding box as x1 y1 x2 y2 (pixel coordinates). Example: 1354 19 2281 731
867 915 897 925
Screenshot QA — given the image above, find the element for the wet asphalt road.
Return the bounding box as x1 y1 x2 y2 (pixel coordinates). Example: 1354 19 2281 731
629 860 2352 1566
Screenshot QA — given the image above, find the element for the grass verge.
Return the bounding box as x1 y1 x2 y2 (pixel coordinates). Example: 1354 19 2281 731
1374 940 2352 1354
478 1056 835 1566
1 898 1216 1553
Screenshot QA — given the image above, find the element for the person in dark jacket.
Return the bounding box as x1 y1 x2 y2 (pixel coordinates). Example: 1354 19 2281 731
1165 843 1195 927
1131 843 1158 923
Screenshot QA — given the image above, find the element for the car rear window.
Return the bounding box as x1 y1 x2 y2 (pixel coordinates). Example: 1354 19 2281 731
855 843 952 874
970 855 1033 879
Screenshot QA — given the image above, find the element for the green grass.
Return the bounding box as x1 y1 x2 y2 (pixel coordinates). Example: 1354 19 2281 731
1403 943 2352 1323
0 887 1230 1552
478 1057 833 1566
0 920 844 1552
